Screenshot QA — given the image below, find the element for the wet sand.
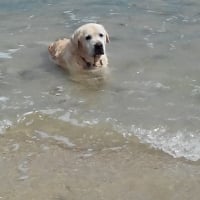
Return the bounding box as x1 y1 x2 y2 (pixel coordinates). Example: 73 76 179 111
0 113 200 200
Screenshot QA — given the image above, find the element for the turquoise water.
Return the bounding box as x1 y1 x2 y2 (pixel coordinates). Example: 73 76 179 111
1 0 200 161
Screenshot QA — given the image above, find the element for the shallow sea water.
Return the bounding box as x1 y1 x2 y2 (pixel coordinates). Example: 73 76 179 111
1 0 200 199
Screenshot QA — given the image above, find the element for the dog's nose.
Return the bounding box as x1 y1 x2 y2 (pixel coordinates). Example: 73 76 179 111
94 42 104 55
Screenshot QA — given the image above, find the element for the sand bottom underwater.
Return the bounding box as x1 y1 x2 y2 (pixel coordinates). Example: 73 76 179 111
0 113 200 200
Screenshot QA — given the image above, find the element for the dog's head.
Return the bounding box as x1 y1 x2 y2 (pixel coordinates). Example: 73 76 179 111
71 23 109 59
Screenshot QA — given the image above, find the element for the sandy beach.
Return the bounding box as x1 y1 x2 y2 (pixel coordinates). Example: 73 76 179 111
0 113 200 200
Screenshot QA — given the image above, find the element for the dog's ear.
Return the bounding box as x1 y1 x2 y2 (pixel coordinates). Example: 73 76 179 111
71 29 82 49
102 26 110 44
106 32 110 43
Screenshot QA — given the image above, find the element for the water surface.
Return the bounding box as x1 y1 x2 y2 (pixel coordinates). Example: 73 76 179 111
1 0 200 199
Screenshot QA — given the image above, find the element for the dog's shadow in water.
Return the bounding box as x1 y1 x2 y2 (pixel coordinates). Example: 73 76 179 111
39 50 69 78
18 50 69 82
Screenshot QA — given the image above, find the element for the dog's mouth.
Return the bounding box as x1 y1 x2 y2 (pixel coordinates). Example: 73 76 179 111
82 55 103 70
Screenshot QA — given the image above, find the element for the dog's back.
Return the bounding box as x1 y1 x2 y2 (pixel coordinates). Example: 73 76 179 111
48 38 70 69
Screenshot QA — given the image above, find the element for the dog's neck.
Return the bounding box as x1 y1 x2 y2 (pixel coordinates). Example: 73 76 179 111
80 55 103 70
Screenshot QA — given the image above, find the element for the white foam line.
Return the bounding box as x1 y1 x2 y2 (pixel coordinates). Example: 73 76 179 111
8 48 20 53
0 52 12 59
0 48 20 59
35 130 76 148
0 96 9 102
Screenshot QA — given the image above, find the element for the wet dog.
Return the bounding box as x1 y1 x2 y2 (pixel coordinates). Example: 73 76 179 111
48 23 109 75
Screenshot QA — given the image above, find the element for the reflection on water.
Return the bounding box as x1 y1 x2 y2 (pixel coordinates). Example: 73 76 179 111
1 0 200 198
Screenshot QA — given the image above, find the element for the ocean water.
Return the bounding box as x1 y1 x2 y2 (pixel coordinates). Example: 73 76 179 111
2 1 200 199
1 0 200 162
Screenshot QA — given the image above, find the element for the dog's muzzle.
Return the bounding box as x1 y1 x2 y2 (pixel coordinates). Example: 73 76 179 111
94 42 104 56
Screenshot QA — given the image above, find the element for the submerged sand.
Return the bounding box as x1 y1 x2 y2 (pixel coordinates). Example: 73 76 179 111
0 113 200 200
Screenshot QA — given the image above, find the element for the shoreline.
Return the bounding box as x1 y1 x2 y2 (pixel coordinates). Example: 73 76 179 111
0 116 200 200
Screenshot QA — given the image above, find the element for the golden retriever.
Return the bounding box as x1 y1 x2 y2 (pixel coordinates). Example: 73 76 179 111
48 23 109 76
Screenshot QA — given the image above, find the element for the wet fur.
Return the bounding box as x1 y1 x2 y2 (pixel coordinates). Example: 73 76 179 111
48 23 109 75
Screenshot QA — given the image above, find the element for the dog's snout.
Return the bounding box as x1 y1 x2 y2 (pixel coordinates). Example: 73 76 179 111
95 42 103 49
94 42 104 55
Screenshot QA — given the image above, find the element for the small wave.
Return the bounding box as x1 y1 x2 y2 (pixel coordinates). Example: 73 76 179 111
40 108 64 115
35 130 76 148
0 48 20 59
59 112 99 127
143 81 171 90
0 52 12 59
0 120 12 134
131 125 200 161
0 96 9 102
191 85 200 97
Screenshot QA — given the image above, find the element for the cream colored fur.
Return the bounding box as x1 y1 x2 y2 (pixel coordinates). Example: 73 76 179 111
48 23 109 75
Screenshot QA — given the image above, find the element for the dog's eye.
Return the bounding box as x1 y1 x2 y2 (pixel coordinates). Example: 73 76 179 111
99 33 104 37
85 35 92 40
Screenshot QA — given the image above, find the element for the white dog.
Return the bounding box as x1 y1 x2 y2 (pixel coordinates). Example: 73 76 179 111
48 23 110 76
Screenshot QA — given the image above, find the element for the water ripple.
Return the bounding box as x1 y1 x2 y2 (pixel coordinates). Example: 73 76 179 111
131 125 200 161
